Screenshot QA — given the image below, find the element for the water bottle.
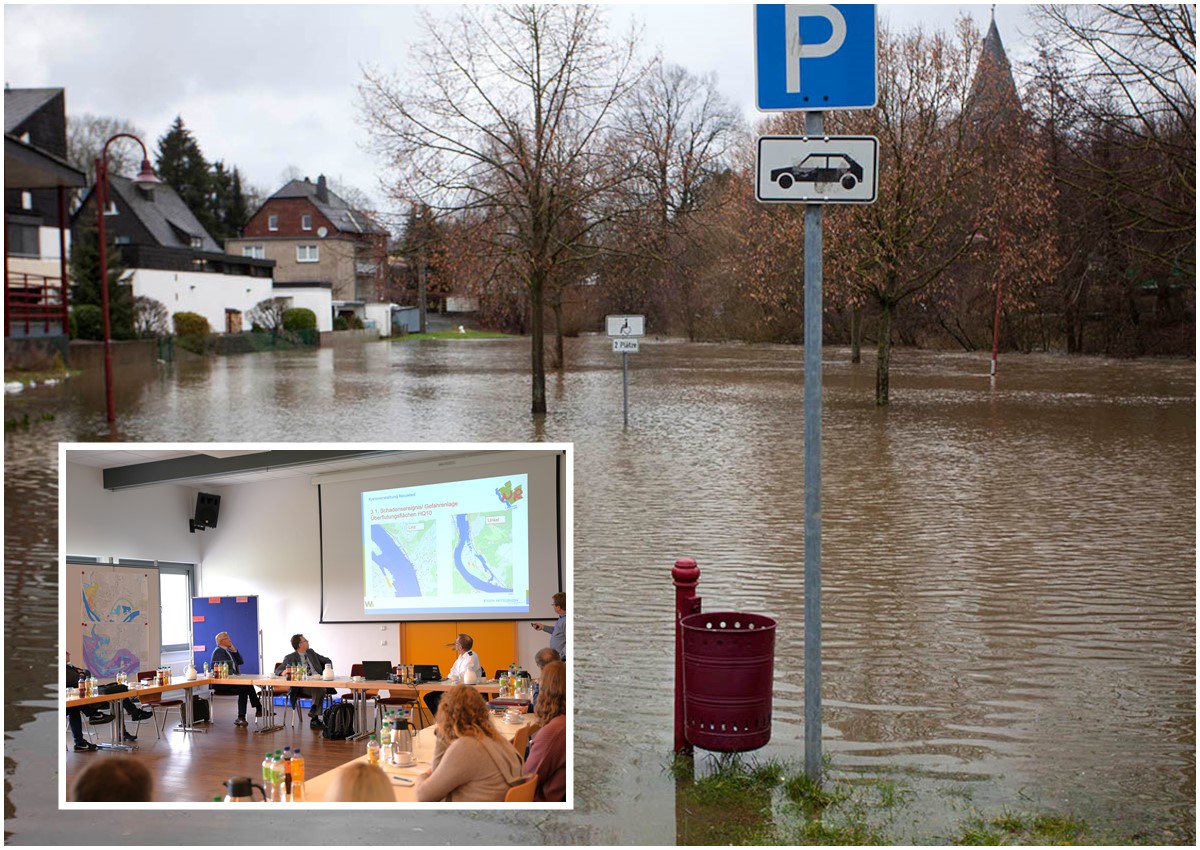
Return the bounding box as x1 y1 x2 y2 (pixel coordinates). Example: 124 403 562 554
271 750 285 802
262 753 276 802
282 747 293 801
367 735 380 765
78 673 86 695
291 749 306 802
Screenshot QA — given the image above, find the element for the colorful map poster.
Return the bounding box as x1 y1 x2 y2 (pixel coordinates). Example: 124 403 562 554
79 567 152 677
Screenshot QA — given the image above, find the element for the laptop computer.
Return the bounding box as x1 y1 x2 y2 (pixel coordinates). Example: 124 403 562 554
361 660 392 680
412 664 442 684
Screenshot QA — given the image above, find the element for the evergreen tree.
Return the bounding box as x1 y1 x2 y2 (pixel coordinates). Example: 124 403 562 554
154 117 252 247
208 161 250 244
155 116 219 239
70 227 134 340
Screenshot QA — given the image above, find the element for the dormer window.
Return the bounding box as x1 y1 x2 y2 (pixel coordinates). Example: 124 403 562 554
191 236 204 249
268 214 279 231
302 213 313 231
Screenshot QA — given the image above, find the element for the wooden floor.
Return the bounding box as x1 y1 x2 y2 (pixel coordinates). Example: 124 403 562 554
65 696 421 803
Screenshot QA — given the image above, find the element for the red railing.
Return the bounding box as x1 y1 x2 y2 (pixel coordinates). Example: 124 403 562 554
5 272 69 338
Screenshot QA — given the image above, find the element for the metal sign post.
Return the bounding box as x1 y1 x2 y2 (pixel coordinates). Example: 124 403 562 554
802 110 824 783
608 316 644 427
755 3 877 784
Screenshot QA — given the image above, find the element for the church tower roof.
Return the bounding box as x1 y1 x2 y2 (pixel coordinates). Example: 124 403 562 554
967 10 1022 125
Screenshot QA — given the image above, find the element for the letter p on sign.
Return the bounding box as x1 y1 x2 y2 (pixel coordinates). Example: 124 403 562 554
786 5 846 93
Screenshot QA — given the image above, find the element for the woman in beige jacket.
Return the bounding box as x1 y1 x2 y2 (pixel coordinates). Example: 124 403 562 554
415 685 523 802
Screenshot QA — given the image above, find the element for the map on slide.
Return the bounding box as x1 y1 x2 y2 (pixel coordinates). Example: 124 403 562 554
452 511 515 594
80 570 150 677
370 520 438 599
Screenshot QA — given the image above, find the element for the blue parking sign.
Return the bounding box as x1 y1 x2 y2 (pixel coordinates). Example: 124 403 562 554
755 4 877 111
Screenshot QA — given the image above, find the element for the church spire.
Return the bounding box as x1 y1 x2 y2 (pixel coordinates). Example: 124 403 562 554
967 11 1021 124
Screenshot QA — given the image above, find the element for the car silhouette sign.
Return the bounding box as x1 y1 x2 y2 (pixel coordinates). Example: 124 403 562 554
756 136 878 204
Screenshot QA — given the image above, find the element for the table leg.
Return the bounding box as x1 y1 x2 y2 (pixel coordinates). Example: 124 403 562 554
257 685 283 734
350 689 369 741
96 695 135 751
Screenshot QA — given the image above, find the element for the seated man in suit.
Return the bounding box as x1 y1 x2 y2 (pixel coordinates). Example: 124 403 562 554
424 633 484 717
210 631 262 727
281 634 334 729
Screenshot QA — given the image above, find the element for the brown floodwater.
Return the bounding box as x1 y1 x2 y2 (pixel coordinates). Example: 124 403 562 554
4 336 1195 844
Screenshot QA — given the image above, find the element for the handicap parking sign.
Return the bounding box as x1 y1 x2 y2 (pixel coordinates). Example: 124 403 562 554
755 4 877 111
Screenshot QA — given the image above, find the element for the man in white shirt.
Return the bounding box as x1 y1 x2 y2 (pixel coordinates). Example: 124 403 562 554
426 633 483 717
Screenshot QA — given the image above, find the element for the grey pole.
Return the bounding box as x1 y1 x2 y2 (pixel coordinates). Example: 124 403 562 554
622 352 629 427
803 110 824 782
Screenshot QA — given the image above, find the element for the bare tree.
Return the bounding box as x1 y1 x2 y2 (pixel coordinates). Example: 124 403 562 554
359 4 646 414
248 297 289 340
67 113 146 185
132 295 169 339
1030 4 1195 274
614 61 745 338
822 20 1055 403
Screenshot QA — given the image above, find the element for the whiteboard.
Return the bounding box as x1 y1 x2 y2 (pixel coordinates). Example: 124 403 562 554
66 561 162 678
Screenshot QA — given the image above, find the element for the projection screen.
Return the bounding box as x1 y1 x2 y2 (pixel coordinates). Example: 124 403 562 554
318 449 564 622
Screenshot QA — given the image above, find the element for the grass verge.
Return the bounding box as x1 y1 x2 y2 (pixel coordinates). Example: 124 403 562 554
667 753 1143 846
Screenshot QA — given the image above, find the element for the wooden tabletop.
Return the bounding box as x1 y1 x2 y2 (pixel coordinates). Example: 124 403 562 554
303 713 534 803
64 677 216 709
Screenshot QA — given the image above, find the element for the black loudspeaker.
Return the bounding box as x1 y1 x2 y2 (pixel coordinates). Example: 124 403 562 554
190 492 220 533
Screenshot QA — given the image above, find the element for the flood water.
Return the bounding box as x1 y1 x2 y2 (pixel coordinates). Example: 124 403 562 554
4 335 1195 844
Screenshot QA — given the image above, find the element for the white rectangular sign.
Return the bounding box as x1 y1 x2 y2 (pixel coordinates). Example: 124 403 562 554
756 135 878 204
606 315 645 337
613 338 639 354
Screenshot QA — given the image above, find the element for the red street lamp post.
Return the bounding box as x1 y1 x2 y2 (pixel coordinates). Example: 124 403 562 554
94 134 159 423
989 226 1007 378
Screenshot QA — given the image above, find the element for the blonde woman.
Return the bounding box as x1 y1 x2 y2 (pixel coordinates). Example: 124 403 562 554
524 660 566 801
415 685 523 802
324 761 393 802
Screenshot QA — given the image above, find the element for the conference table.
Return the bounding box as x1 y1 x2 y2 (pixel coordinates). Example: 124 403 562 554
303 711 536 802
65 674 517 750
219 675 508 740
64 677 217 750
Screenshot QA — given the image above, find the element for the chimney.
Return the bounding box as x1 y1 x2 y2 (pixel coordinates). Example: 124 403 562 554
316 174 329 204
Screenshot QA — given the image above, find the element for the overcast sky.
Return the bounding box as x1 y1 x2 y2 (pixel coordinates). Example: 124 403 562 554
5 3 1038 216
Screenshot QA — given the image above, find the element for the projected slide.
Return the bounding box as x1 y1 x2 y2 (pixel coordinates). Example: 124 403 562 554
362 474 529 616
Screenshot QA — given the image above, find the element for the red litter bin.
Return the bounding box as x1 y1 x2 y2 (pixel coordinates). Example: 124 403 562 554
680 611 776 752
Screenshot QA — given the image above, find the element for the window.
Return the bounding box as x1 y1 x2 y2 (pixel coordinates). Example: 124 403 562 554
115 559 195 653
6 222 39 257
242 245 265 259
190 236 204 249
114 235 132 246
301 213 312 231
20 191 33 210
268 214 279 231
296 244 320 263
104 201 118 216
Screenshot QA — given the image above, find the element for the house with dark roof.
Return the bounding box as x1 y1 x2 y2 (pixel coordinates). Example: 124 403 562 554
4 86 86 343
72 173 330 334
227 174 389 325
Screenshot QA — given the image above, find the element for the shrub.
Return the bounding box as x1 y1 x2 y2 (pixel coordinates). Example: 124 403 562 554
173 311 211 337
333 316 349 331
282 307 317 332
73 305 104 340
